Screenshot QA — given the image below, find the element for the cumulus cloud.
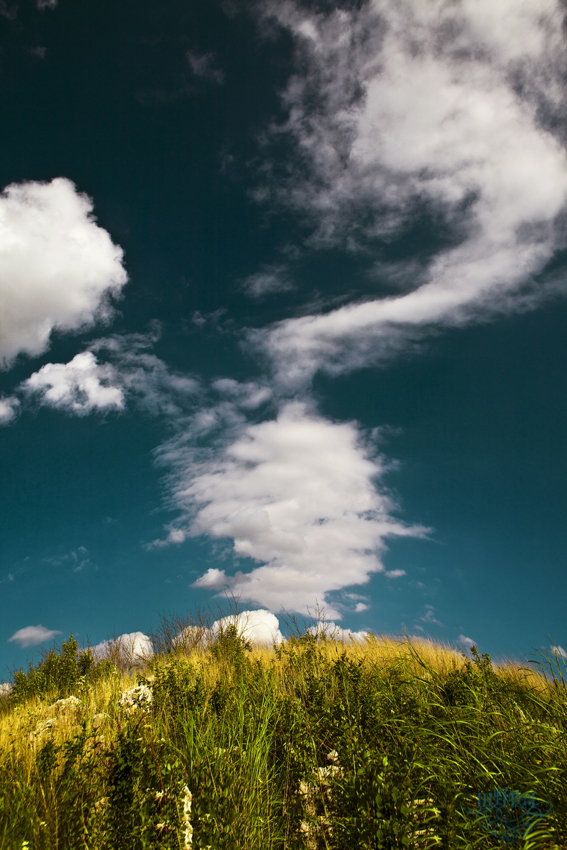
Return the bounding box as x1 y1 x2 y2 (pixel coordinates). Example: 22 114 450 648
0 395 19 424
157 401 427 618
252 0 567 388
551 644 567 659
192 567 229 589
173 609 284 649
211 609 284 645
0 178 127 367
9 624 62 647
21 351 124 414
458 634 477 650
16 330 201 421
91 631 154 667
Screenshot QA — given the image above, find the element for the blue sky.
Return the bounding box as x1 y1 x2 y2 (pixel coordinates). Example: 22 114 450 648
1 0 566 681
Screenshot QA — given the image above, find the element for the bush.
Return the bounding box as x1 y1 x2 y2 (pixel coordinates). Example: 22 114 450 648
9 635 118 704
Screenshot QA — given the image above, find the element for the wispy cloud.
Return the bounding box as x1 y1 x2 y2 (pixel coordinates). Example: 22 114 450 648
8 624 62 647
156 400 428 618
241 264 295 299
43 546 94 573
250 0 567 389
0 178 127 367
186 50 224 85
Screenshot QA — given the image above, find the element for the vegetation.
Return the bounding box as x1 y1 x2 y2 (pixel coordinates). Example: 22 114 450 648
0 610 565 849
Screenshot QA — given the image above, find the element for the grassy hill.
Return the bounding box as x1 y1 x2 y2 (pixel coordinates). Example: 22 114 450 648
0 614 565 848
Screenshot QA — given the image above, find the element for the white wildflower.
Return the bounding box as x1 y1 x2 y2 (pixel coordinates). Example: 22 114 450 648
181 785 193 848
0 682 13 699
52 695 80 712
118 684 153 714
94 797 108 814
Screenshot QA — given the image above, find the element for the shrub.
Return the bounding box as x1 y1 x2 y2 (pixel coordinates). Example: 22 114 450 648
9 635 118 704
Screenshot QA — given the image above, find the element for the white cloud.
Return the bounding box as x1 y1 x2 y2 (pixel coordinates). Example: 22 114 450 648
9 624 62 647
419 604 443 627
241 265 295 298
91 631 154 667
306 620 370 642
173 609 284 649
22 351 124 414
44 546 93 572
459 634 476 649
145 528 187 550
158 401 427 618
253 0 567 388
89 331 201 417
211 609 284 645
17 330 200 421
0 395 19 424
192 567 228 588
0 178 127 367
551 644 567 659
211 377 272 410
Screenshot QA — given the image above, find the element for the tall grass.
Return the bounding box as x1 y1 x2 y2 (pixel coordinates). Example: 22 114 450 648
0 611 565 848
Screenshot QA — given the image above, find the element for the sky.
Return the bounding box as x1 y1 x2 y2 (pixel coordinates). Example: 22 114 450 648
1 0 567 681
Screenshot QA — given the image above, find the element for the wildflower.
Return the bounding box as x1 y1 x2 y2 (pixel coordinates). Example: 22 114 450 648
326 749 340 765
52 695 80 711
0 682 13 699
155 790 166 801
92 712 108 728
94 797 108 814
118 684 153 714
181 785 193 848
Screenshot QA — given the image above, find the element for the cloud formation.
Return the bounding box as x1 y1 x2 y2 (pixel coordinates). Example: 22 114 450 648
0 395 19 425
306 621 370 642
15 330 200 420
0 178 127 367
158 401 427 618
9 624 62 647
22 352 124 414
91 631 154 667
241 265 295 299
252 0 567 388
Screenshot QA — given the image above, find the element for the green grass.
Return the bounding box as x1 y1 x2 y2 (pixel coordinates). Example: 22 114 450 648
0 611 565 849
